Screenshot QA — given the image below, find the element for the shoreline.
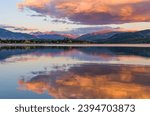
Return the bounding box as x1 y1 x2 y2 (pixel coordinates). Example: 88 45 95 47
0 43 150 47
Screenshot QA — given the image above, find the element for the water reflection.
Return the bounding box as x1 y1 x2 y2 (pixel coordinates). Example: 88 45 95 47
18 64 150 99
0 46 150 65
0 46 150 99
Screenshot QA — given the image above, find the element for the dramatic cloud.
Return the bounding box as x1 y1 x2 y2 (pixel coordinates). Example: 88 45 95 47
0 24 37 32
18 0 150 25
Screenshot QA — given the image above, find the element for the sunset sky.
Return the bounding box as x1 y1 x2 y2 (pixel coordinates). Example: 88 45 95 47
0 0 150 34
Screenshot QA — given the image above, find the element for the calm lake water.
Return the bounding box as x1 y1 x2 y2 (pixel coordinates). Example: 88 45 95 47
0 46 150 99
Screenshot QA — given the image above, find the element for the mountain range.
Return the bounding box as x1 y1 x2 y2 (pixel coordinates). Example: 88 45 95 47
0 28 35 40
77 30 150 43
0 28 150 43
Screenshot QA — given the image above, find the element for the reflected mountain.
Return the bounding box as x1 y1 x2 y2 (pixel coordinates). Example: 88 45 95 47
0 46 68 61
0 47 150 65
0 46 150 63
19 64 150 99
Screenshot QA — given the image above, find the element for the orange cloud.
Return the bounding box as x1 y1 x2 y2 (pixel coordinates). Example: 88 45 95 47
18 0 150 25
18 0 51 9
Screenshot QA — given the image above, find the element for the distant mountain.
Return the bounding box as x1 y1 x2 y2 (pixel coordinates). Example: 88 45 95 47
77 30 150 43
0 28 74 41
0 28 35 40
61 34 77 39
32 32 75 40
36 34 67 40
0 28 150 43
77 31 121 42
105 30 150 43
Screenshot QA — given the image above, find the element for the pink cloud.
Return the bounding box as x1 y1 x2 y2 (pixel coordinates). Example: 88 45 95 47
18 0 150 25
0 24 37 32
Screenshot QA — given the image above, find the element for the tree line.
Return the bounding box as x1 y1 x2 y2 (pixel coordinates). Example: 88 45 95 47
0 39 92 44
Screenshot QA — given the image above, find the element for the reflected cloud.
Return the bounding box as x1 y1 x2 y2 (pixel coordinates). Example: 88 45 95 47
18 64 150 99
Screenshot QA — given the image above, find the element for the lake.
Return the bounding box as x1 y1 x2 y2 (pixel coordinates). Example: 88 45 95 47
0 46 150 99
